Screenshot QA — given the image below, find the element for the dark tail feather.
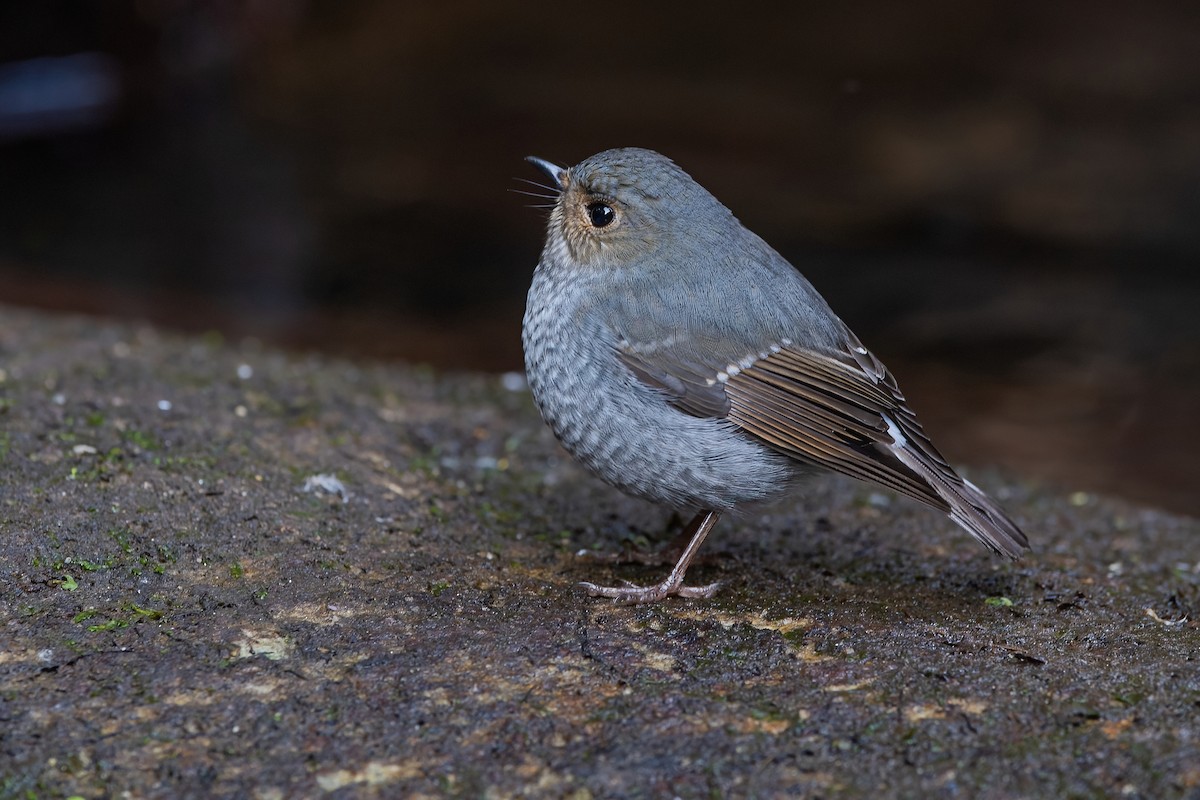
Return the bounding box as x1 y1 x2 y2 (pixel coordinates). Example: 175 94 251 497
944 476 1029 559
889 439 1029 559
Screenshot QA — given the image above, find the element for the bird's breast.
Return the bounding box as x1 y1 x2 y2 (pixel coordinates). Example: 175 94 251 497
521 263 796 510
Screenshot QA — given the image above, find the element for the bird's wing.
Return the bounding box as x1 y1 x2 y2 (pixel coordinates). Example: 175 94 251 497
618 331 1029 558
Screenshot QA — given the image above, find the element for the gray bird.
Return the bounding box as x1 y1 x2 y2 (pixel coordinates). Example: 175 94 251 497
522 147 1028 603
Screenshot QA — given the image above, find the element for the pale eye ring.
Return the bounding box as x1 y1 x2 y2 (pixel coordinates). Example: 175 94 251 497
586 202 615 228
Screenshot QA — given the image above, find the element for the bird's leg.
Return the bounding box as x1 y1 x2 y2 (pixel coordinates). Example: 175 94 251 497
576 511 717 567
580 510 722 602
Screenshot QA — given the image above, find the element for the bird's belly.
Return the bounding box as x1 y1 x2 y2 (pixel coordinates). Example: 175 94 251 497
523 300 794 511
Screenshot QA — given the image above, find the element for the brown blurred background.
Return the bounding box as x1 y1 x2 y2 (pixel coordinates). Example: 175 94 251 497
1 1 1197 516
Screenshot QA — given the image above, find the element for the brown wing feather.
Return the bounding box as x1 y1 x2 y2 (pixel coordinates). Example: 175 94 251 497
752 348 955 474
618 339 1028 558
725 351 952 512
618 349 731 418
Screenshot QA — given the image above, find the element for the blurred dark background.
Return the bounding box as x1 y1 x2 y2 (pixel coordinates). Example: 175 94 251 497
1 2 1197 516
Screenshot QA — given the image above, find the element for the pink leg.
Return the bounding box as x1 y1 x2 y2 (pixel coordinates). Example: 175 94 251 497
580 510 723 603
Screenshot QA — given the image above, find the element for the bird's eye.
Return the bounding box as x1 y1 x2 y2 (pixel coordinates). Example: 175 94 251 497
586 202 615 228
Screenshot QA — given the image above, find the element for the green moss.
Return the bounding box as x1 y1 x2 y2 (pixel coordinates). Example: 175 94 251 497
126 604 164 621
109 528 133 553
124 428 161 451
87 618 128 632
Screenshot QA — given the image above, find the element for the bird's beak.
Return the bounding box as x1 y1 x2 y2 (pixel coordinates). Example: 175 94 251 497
525 156 568 189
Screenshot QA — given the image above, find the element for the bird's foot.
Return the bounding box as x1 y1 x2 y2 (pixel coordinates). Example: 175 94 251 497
579 576 721 604
577 511 725 603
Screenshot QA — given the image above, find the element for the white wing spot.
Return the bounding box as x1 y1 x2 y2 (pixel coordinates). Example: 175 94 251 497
883 415 908 447
626 333 680 354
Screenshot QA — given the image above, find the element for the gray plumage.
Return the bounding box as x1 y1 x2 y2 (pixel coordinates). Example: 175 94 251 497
522 147 1028 601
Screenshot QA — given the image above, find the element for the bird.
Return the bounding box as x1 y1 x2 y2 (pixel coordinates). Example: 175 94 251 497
520 147 1029 603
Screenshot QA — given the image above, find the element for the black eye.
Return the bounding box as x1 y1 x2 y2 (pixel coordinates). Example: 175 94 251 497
586 202 615 228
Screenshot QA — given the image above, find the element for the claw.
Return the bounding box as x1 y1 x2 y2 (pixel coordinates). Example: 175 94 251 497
580 579 721 604
577 510 725 604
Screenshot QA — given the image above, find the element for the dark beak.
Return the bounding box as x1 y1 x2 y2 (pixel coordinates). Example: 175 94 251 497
525 156 568 189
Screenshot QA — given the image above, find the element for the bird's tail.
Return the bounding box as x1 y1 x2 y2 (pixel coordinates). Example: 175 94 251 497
944 476 1029 559
888 437 1029 559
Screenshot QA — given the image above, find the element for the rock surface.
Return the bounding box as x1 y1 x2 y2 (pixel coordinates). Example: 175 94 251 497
1 306 1197 798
